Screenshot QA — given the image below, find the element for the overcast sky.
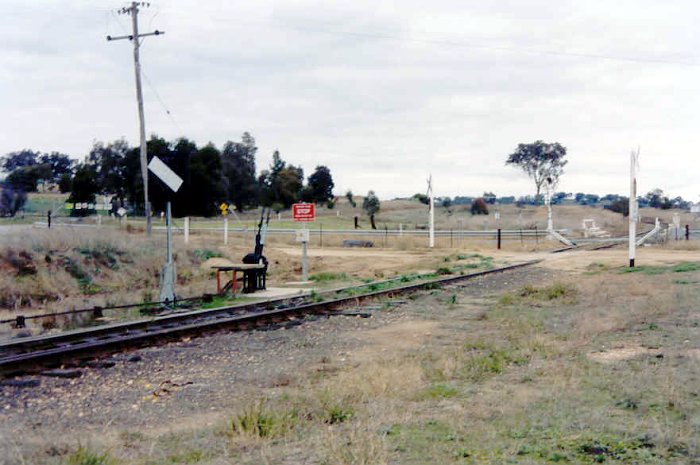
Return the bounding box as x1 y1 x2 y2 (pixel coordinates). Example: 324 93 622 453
2 0 699 200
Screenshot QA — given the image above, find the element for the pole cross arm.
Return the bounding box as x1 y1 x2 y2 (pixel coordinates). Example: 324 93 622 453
107 30 164 41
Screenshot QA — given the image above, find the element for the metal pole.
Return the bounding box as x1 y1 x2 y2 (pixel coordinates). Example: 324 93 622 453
629 149 638 267
159 201 175 304
184 217 189 243
166 202 172 264
497 228 501 250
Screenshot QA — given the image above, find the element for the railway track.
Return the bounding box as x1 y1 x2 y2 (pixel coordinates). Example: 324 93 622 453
0 260 540 377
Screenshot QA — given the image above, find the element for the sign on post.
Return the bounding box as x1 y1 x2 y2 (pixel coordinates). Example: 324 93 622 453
292 203 314 281
293 203 315 222
147 156 184 306
296 229 310 243
148 156 183 193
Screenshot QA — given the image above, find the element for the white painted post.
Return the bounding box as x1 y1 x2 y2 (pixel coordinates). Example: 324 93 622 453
184 217 190 244
302 228 308 281
629 149 639 267
399 223 403 236
428 174 435 248
224 217 229 245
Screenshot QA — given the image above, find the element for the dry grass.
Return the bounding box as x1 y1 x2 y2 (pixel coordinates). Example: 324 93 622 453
4 246 700 464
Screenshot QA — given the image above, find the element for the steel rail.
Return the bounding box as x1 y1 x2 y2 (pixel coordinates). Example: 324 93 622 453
0 260 540 376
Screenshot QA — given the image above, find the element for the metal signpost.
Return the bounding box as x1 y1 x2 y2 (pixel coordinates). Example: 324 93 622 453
293 203 315 281
148 156 183 305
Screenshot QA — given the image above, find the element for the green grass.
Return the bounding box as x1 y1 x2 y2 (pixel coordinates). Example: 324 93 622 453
419 383 459 400
619 262 700 275
192 249 222 261
64 446 115 465
499 282 577 305
309 271 349 282
199 294 255 309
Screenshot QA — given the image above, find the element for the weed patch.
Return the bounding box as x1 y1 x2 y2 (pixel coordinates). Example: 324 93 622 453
420 383 459 400
310 271 349 282
64 446 115 465
229 399 298 439
499 282 577 305
192 249 222 262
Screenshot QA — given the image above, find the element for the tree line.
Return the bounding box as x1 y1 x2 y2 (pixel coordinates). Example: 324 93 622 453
0 133 336 217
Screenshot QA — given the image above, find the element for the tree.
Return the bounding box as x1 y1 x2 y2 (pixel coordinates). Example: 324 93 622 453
39 152 74 184
345 190 356 207
1 150 38 172
605 197 629 216
88 140 129 204
362 190 380 229
307 165 334 203
471 198 489 215
506 141 567 203
188 143 226 217
441 197 453 215
482 192 497 204
222 132 258 211
58 173 72 193
68 164 99 216
0 187 27 216
644 188 672 209
259 151 303 208
4 164 51 192
412 193 429 205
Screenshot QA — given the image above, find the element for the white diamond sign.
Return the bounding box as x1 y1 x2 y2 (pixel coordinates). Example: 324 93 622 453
148 156 183 192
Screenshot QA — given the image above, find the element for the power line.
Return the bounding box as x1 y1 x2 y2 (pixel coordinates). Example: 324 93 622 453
143 7 700 68
140 67 184 135
279 23 700 68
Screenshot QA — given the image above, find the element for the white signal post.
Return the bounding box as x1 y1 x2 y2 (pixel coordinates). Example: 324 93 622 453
629 149 639 267
428 175 434 248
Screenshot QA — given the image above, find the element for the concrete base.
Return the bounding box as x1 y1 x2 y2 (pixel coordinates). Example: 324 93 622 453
248 287 309 299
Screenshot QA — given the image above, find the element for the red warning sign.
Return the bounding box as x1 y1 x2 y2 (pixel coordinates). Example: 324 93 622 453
292 203 315 222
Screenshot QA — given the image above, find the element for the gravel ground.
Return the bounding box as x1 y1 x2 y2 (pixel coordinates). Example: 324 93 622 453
0 265 557 460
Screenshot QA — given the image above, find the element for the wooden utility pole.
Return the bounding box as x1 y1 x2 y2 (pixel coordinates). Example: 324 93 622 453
107 2 164 236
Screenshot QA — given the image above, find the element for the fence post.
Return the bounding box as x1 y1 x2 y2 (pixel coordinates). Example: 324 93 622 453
450 229 453 248
686 224 690 241
184 217 189 244
535 226 539 245
497 228 501 250
320 223 323 248
224 218 229 245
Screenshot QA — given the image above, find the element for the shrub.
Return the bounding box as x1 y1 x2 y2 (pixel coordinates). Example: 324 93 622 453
470 198 489 215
